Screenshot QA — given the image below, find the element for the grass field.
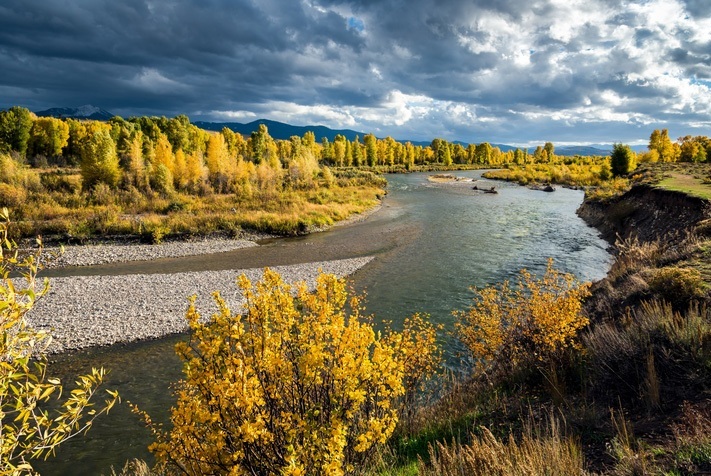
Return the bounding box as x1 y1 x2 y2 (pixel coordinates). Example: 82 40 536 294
657 172 711 200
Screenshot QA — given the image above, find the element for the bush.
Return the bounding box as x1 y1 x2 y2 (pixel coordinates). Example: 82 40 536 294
0 183 28 208
0 209 118 474
646 266 706 310
455 259 591 377
137 269 440 476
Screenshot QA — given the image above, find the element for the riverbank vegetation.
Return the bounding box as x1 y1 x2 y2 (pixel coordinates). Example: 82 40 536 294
0 106 618 242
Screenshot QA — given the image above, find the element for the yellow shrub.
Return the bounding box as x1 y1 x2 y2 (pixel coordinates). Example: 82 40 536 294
142 269 439 476
455 259 591 375
0 183 27 208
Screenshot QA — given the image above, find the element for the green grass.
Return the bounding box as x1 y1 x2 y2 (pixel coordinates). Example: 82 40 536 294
657 173 711 200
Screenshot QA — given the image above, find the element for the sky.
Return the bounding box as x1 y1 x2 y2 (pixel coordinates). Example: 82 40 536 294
1 0 710 147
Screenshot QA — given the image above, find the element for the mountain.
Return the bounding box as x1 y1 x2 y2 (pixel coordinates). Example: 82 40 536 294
555 145 611 156
35 105 115 121
194 119 368 143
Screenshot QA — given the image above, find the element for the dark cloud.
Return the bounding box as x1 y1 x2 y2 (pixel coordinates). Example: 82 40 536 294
681 0 711 17
0 0 709 145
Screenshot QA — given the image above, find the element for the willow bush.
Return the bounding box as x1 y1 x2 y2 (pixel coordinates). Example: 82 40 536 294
455 259 591 377
139 269 440 476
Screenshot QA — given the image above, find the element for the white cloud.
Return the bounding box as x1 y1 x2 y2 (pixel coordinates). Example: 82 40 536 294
210 110 258 121
130 68 187 94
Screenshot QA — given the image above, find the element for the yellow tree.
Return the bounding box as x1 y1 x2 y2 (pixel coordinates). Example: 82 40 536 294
153 133 175 176
0 209 118 475
27 117 69 159
173 149 187 190
79 129 121 190
124 131 148 190
139 270 440 476
183 150 207 191
205 133 230 192
649 129 679 162
456 259 590 375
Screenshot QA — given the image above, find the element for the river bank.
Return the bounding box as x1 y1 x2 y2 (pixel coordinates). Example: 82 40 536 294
24 204 384 353
28 257 374 353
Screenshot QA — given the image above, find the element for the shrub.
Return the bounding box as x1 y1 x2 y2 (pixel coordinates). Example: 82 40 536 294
137 269 440 476
645 266 706 310
90 182 115 206
0 209 118 475
0 183 28 208
455 259 591 377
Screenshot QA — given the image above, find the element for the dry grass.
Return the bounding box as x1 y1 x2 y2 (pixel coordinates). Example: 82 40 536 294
419 416 586 476
670 402 711 473
8 171 384 242
483 161 610 188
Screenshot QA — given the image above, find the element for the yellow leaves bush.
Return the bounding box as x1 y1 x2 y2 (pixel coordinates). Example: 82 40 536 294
455 259 591 375
143 269 440 476
0 209 118 476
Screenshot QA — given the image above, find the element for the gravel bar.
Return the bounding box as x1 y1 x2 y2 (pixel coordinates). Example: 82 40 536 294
27 257 374 354
44 238 258 268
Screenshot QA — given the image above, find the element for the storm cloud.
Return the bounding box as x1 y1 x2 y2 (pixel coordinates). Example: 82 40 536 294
1 0 710 145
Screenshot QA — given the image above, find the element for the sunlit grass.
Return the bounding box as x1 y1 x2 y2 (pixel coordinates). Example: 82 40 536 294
657 173 711 200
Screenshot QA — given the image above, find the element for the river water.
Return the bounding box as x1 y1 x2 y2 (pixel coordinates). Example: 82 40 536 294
36 171 612 475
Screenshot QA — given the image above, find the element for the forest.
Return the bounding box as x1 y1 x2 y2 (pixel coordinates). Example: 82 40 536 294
2 105 710 242
0 106 611 241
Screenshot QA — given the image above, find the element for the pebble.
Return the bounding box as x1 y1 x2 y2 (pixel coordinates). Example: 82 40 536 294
43 238 259 268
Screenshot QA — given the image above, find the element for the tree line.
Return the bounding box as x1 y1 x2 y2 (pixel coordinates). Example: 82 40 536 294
0 106 599 196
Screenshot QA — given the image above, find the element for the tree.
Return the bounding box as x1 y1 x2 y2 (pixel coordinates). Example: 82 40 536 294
250 124 270 164
649 129 679 162
165 115 191 153
27 117 69 159
364 133 378 167
205 133 230 192
610 143 637 177
543 141 555 162
79 129 121 190
139 270 440 476
0 210 118 475
124 130 148 190
475 142 492 164
678 135 709 163
152 133 175 177
455 259 590 376
0 107 34 155
352 136 362 166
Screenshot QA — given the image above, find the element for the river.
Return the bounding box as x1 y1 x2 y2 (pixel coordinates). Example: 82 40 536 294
35 170 612 475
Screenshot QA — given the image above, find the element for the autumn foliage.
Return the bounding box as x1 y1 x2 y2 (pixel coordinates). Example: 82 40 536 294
142 269 440 476
456 259 591 375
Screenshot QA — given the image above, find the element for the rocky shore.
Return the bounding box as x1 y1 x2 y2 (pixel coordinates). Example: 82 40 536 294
28 257 374 354
44 238 259 268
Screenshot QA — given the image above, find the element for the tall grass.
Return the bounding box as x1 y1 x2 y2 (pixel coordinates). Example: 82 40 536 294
584 300 711 409
419 416 585 476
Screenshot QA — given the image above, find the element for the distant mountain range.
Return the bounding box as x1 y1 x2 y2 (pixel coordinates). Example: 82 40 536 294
194 119 367 144
34 106 638 156
35 105 114 121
